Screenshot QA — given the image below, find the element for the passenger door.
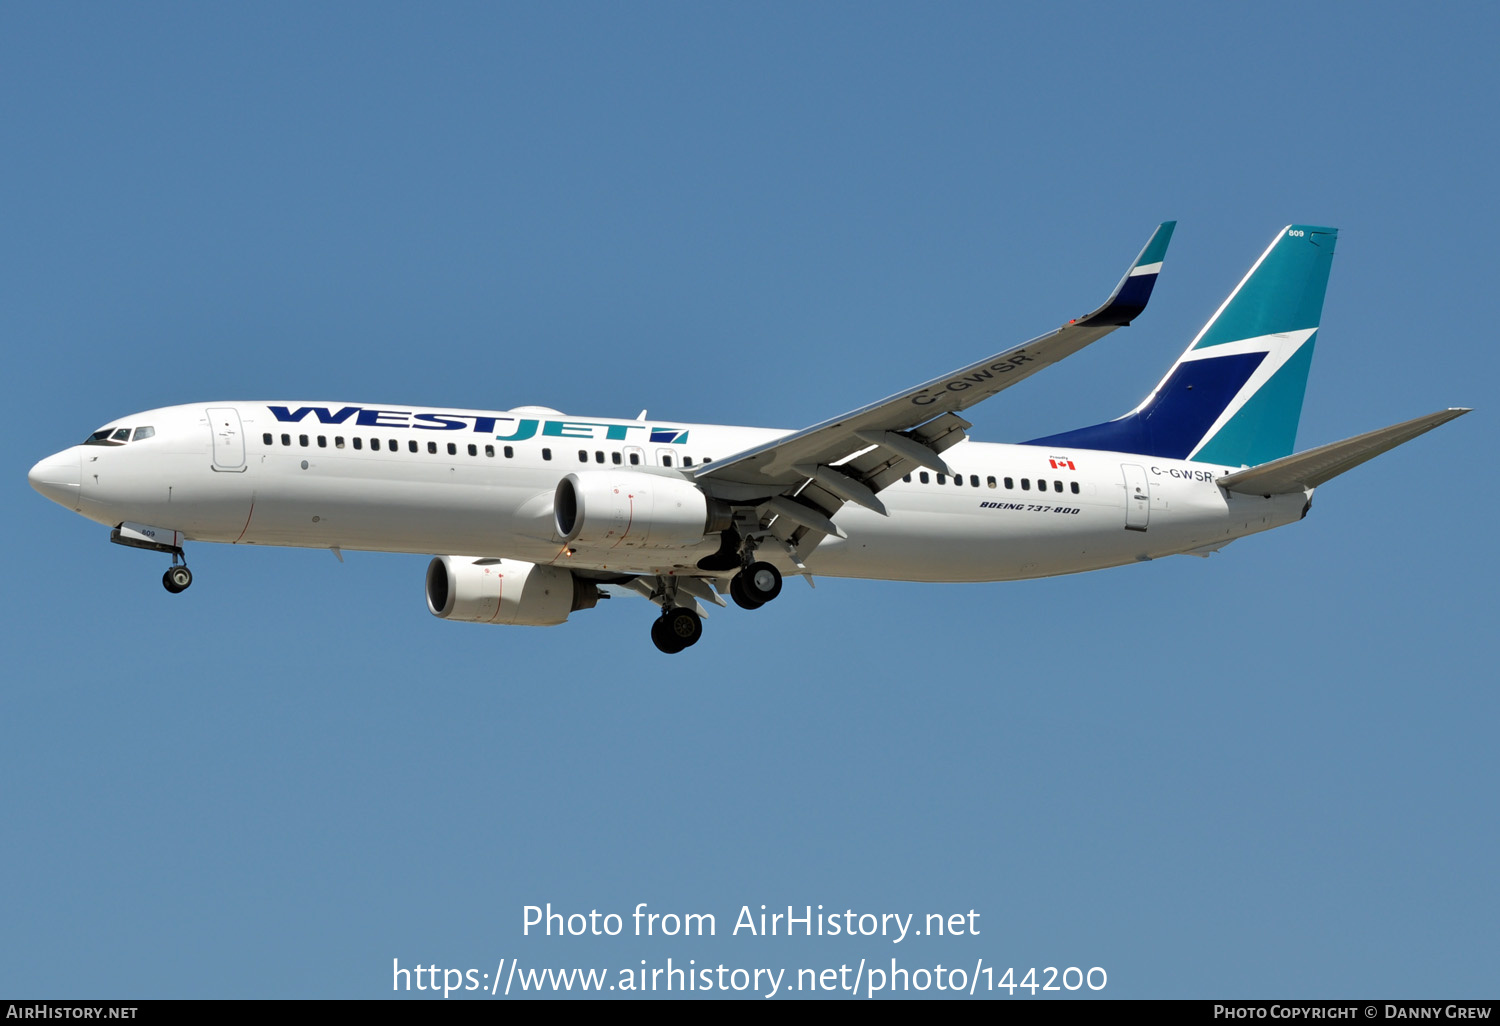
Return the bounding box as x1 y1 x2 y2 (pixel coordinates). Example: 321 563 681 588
1121 463 1149 531
207 407 247 472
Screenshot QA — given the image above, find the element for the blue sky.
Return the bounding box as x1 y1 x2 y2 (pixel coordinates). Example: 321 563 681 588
4 2 1496 999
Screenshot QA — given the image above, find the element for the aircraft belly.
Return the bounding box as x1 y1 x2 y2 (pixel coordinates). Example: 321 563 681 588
808 502 1128 582
806 490 1255 583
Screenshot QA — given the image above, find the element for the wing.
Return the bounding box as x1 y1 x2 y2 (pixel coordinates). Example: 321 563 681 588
691 222 1176 559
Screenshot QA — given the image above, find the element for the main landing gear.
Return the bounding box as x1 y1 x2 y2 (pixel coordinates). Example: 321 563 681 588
647 529 789 652
647 562 785 653
728 561 782 610
650 605 703 654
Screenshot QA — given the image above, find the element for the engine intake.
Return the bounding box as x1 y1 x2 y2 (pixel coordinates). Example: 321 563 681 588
425 556 599 626
554 471 731 550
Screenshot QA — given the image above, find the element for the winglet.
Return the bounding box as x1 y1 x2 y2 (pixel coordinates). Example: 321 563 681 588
1077 221 1176 327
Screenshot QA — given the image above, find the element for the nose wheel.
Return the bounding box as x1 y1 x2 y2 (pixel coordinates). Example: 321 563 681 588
162 564 193 594
650 606 702 654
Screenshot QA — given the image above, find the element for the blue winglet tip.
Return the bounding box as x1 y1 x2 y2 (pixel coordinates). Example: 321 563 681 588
1077 221 1175 327
1136 221 1176 268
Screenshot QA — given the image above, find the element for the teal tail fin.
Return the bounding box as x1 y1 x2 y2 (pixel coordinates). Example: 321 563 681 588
1028 225 1338 467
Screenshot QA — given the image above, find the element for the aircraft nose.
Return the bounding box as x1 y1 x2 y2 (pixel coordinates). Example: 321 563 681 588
28 449 82 509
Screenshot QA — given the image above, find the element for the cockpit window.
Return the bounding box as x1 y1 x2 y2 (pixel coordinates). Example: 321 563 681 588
85 425 153 446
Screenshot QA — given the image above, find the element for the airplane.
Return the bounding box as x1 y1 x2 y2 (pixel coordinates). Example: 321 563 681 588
28 223 1469 653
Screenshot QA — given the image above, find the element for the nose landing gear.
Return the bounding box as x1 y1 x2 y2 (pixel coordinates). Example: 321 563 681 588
108 523 195 594
162 564 193 594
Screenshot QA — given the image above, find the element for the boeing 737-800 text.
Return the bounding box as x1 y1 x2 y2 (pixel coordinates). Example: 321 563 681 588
28 224 1469 652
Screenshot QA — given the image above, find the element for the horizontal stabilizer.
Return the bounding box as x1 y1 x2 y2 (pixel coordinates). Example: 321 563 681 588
1216 408 1470 496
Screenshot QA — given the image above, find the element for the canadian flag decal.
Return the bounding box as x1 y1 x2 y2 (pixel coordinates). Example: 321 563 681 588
1049 457 1076 470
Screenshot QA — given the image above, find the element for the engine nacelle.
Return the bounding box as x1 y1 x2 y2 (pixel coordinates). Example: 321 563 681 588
554 471 731 550
425 556 600 627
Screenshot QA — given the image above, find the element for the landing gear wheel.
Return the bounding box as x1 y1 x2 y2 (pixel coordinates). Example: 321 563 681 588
739 561 782 604
162 565 193 594
649 617 680 654
729 573 764 610
651 606 702 653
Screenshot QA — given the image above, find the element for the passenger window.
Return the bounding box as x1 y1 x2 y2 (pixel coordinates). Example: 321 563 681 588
389 439 397 451
447 442 457 456
1040 479 1049 491
542 448 552 461
281 434 291 446
596 451 605 464
485 445 495 457
112 428 131 442
504 445 514 458
578 450 588 462
428 441 438 454
611 451 622 465
987 476 996 488
298 434 308 447
133 427 155 441
263 433 273 445
1071 481 1080 494
409 440 418 453
370 438 381 451
318 436 328 448
353 437 363 450
1004 477 1014 489
683 456 693 467
335 437 345 449
919 471 930 484
1021 478 1030 490
1054 480 1063 492
970 475 979 487
629 452 640 465
662 455 673 467
903 474 912 483
468 444 477 456
936 474 946 484
954 474 963 486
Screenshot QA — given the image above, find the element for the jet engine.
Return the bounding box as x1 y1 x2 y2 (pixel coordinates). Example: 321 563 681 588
425 556 600 627
553 471 732 550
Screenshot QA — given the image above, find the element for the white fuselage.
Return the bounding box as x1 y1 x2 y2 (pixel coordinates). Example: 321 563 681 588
36 401 1310 582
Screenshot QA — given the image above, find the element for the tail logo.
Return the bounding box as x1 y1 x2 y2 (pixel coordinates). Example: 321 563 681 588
1024 224 1338 468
